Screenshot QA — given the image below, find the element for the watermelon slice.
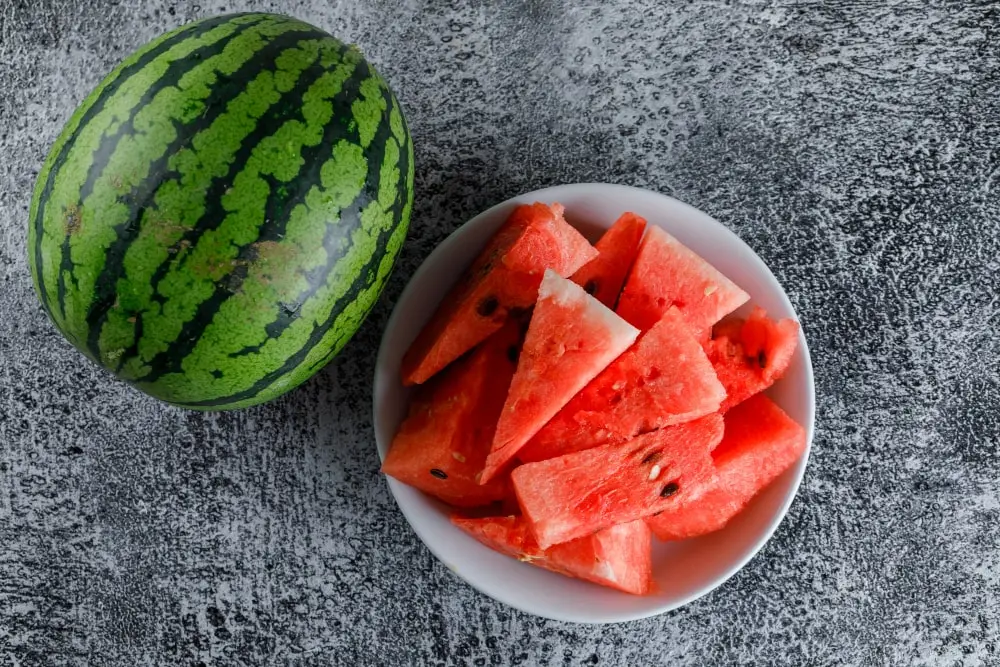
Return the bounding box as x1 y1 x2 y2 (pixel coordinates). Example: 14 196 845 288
518 307 726 463
512 414 724 549
451 514 653 595
647 394 806 540
616 225 749 332
571 212 647 309
401 202 597 386
479 271 640 483
706 307 799 412
381 321 523 507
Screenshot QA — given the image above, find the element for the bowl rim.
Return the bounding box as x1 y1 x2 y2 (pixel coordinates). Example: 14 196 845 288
373 182 816 623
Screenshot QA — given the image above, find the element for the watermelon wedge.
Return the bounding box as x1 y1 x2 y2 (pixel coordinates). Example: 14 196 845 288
647 394 807 540
616 226 749 332
381 321 523 507
401 202 597 386
518 307 726 463
512 414 724 549
571 212 647 309
706 307 799 412
479 271 640 483
451 514 654 595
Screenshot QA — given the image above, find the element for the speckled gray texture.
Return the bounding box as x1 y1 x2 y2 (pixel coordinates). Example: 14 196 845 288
1 0 998 664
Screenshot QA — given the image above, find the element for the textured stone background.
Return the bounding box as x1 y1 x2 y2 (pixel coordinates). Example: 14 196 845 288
1 0 999 664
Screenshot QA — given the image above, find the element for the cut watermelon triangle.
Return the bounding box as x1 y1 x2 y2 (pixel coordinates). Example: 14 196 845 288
451 514 654 595
647 394 806 540
479 270 640 483
519 307 727 463
512 414 724 549
616 225 749 333
705 306 799 412
571 212 647 309
401 202 597 386
381 321 523 507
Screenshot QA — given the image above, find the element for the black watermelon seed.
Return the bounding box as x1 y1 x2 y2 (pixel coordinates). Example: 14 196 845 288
506 345 520 364
477 296 499 317
583 279 598 295
758 350 768 368
430 468 448 479
641 450 662 465
636 420 657 435
660 481 680 497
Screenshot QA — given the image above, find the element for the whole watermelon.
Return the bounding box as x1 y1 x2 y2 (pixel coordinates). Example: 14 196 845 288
27 13 414 410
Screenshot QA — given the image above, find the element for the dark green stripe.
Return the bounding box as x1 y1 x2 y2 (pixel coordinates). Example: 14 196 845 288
136 45 365 383
32 13 260 317
177 92 410 408
80 27 331 365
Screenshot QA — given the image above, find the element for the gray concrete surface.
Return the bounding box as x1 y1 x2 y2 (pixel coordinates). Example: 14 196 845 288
1 0 998 664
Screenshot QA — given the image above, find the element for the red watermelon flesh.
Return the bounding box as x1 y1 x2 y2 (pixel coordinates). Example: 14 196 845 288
401 202 597 386
480 270 640 483
706 306 800 412
518 307 726 463
512 414 724 549
616 225 749 333
647 394 807 540
451 514 653 595
571 212 647 309
381 321 523 507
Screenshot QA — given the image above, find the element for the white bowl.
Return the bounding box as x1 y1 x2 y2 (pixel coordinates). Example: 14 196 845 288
373 183 815 623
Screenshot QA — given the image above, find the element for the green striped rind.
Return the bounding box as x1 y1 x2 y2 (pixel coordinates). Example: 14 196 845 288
28 13 414 409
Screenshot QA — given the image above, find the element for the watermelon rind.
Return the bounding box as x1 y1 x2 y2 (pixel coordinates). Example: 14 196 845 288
28 13 414 409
